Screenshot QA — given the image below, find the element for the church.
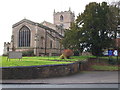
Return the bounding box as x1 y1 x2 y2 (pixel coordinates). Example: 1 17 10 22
3 9 75 56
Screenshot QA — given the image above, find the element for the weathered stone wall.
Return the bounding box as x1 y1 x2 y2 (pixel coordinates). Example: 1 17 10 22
2 62 80 79
53 10 75 29
11 19 63 56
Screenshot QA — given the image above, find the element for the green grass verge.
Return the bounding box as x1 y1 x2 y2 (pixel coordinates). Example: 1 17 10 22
0 56 71 67
91 65 118 71
98 56 120 59
0 56 119 71
0 55 94 67
21 55 94 61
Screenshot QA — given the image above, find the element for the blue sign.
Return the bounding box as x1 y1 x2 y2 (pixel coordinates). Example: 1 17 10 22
108 50 113 56
103 49 118 56
113 50 118 56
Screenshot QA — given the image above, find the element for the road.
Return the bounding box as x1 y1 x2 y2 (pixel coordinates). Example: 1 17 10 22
2 71 118 84
1 71 119 89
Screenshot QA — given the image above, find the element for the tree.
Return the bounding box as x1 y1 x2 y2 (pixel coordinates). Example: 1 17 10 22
62 2 119 56
78 2 119 56
62 23 83 53
110 1 120 38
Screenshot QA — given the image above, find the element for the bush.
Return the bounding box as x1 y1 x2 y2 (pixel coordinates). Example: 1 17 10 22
2 54 8 56
22 50 34 56
60 49 73 59
73 51 79 56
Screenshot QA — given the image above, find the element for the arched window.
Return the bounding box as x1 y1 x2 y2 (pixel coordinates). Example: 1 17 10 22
19 26 31 47
60 15 64 21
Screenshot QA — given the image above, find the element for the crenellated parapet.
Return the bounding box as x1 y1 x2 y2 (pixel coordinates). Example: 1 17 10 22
3 42 11 55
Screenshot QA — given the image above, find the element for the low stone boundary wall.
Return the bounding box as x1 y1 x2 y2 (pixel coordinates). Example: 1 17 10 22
88 57 119 65
2 62 80 79
79 60 89 71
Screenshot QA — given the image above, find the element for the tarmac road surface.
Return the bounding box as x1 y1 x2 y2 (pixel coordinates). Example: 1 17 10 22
2 71 118 84
1 71 119 89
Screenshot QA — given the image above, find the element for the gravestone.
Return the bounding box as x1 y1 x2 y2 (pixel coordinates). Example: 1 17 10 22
7 51 22 61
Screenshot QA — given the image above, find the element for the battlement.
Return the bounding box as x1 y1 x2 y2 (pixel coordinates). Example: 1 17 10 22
54 8 75 15
54 10 74 14
53 9 75 29
4 42 10 46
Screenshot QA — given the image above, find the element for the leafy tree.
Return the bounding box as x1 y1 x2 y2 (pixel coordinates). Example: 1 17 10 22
62 2 119 56
62 23 83 53
78 2 119 56
110 1 120 38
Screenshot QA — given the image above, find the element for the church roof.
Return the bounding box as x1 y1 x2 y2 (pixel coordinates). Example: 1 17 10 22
12 19 63 38
12 19 37 28
41 21 62 29
41 21 57 27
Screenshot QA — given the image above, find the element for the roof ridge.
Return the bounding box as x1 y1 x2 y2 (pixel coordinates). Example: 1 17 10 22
41 21 56 26
12 18 37 28
12 19 64 38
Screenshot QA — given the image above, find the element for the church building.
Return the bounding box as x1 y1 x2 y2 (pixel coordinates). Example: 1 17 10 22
3 9 75 56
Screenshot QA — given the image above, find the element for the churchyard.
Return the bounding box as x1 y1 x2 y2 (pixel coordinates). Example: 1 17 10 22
1 49 119 79
1 53 119 79
0 55 118 71
0 55 92 67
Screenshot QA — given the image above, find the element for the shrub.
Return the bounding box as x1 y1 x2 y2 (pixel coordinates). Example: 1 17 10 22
22 50 34 56
63 49 73 57
73 51 79 56
2 54 8 56
60 49 73 59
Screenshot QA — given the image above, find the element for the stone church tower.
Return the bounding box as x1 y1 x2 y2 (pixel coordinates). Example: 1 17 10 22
53 8 75 29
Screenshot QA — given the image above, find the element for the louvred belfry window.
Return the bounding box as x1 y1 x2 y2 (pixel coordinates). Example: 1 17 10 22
60 15 64 21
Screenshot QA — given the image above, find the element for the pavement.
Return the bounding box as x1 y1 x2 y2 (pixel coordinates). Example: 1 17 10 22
1 84 119 88
2 71 119 84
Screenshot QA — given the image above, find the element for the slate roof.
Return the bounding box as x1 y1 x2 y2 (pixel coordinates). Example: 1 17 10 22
41 21 63 29
41 21 57 27
12 19 64 38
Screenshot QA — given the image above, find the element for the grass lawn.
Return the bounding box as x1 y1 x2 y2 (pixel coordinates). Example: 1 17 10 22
91 65 118 71
89 56 119 71
0 56 71 67
98 56 120 60
1 55 118 71
0 55 94 67
22 55 95 61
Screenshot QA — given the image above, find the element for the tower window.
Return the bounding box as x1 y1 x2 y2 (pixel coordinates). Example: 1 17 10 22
18 26 31 47
60 15 64 21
